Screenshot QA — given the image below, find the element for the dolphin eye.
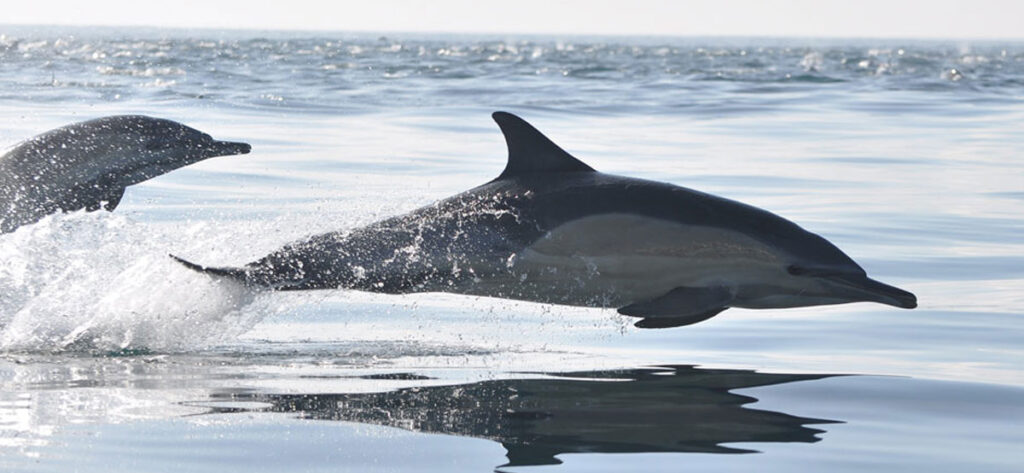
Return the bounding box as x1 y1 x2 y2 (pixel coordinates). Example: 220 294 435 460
787 265 808 276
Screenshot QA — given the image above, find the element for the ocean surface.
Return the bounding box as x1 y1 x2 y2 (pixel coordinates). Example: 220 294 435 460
1 26 1023 472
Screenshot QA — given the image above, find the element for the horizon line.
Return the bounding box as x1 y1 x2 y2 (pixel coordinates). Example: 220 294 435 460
3 23 1024 43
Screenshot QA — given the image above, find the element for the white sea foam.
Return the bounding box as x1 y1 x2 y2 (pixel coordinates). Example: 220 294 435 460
0 211 275 353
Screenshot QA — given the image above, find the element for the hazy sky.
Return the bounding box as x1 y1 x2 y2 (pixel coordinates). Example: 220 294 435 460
3 0 1022 39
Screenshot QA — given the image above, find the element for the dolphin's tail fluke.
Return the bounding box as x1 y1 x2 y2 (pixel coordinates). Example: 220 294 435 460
170 254 250 283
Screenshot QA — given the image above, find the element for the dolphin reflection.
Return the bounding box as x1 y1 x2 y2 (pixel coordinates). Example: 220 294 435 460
203 366 841 468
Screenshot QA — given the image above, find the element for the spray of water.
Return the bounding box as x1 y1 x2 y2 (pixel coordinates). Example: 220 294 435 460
0 210 275 353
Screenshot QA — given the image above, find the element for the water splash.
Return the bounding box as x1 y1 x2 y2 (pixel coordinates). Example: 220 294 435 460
0 211 273 353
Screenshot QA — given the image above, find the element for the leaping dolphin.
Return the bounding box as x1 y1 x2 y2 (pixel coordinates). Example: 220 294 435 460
0 115 251 234
174 112 916 328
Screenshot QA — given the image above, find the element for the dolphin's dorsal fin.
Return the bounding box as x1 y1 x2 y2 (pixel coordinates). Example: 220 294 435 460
492 111 596 180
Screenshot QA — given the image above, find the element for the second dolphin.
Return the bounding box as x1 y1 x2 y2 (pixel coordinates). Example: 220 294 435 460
1 115 251 234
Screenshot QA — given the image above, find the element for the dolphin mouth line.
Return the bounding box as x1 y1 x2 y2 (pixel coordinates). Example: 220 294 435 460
826 274 917 309
206 139 252 156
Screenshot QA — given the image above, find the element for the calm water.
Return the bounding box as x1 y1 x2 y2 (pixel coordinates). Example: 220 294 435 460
1 26 1023 472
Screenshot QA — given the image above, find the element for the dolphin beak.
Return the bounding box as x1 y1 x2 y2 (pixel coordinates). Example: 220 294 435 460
826 274 918 309
207 140 252 157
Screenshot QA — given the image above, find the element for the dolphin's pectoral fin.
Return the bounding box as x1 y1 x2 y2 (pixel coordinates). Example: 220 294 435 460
633 308 728 328
101 188 125 211
617 286 732 328
617 286 732 317
75 185 124 212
